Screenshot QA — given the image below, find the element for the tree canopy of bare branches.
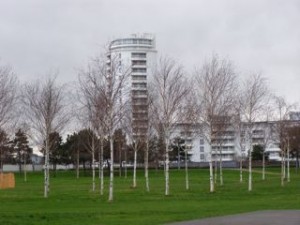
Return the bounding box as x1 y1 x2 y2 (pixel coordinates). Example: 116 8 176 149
239 73 269 191
0 62 18 130
78 51 130 201
272 95 296 186
22 75 69 198
194 54 237 192
149 56 189 195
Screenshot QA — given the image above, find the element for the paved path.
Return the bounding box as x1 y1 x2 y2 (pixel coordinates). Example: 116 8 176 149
166 210 300 225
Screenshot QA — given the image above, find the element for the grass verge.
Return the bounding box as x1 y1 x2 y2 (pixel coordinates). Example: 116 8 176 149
0 167 299 225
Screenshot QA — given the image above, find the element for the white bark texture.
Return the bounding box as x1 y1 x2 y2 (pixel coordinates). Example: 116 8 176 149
108 137 114 202
145 140 150 192
78 51 130 201
149 56 189 196
185 150 189 190
287 141 290 182
272 96 294 187
195 55 237 193
0 63 18 130
22 75 68 198
165 139 170 196
92 140 95 192
133 148 137 188
248 144 252 191
262 153 265 180
239 74 268 192
240 159 243 183
99 138 104 195
219 154 223 186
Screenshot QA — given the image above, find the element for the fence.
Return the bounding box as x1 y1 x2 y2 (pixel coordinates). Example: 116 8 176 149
2 164 74 172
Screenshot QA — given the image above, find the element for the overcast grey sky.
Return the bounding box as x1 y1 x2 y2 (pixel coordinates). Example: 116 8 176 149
0 0 299 103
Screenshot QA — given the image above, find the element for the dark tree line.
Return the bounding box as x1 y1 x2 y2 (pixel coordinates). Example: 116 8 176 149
0 125 177 176
0 129 32 173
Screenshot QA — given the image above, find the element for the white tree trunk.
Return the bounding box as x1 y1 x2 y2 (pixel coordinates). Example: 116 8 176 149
262 152 265 181
281 151 285 187
124 148 127 179
145 140 150 192
92 145 95 192
177 144 181 170
99 138 104 196
165 139 170 196
44 137 49 198
44 161 48 198
185 150 189 190
287 143 290 182
119 142 122 177
108 137 114 202
219 153 223 186
133 146 137 188
209 145 214 192
283 150 286 179
214 158 218 184
240 159 243 183
47 154 50 194
248 146 252 191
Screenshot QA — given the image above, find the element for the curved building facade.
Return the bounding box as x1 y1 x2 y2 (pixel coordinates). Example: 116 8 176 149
108 34 157 140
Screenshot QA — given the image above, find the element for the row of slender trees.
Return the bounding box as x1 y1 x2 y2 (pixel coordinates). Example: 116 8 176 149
0 50 298 201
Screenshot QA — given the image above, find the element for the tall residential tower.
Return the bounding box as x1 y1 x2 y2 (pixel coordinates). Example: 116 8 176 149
108 33 157 140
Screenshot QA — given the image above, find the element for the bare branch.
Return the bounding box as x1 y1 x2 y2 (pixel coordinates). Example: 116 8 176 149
0 62 18 129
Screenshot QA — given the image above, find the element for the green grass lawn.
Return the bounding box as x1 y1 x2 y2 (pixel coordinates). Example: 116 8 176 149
0 167 299 225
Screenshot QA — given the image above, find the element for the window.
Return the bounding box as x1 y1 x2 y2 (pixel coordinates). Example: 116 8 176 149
200 139 204 145
132 60 146 66
200 154 205 160
132 90 147 96
132 68 147 73
200 146 204 152
132 52 147 58
132 83 147 88
132 75 146 80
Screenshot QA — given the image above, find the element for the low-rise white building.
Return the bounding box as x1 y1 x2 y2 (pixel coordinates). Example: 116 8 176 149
174 118 299 163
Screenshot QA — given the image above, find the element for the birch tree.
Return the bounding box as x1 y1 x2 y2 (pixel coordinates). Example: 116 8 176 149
213 115 233 186
194 55 237 192
144 99 154 192
178 90 199 190
142 94 157 192
272 95 295 186
239 73 268 191
149 56 189 196
260 107 274 181
79 51 130 201
0 63 18 147
78 67 109 195
123 111 145 188
113 128 126 177
232 106 247 183
77 128 99 191
22 75 69 198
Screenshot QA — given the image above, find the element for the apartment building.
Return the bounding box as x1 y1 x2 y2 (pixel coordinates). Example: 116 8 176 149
108 34 157 140
174 119 299 163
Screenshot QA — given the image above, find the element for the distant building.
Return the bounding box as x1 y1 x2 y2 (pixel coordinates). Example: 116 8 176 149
107 33 157 140
173 119 300 163
31 153 43 165
289 112 300 121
